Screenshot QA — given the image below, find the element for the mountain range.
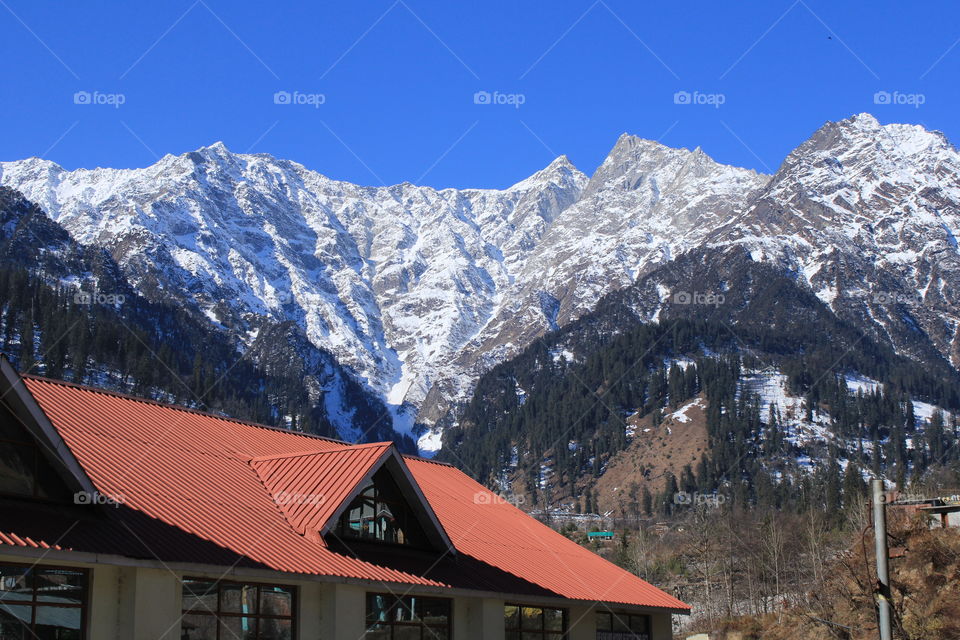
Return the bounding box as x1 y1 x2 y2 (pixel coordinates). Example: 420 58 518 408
1 113 957 451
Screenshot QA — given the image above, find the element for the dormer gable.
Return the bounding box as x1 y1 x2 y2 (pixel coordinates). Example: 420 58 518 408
250 443 454 554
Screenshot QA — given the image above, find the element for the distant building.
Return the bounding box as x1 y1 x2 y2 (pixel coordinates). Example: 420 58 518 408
588 531 616 540
0 356 688 639
885 490 960 528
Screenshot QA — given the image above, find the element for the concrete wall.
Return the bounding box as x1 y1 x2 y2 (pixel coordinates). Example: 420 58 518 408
650 611 674 639
0 552 679 639
568 602 596 640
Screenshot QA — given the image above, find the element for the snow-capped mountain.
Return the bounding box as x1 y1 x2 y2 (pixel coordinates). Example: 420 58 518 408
1 113 958 450
0 146 587 441
710 113 960 369
428 134 767 422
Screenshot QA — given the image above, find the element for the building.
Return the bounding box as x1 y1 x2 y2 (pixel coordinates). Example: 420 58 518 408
885 490 960 528
0 356 689 639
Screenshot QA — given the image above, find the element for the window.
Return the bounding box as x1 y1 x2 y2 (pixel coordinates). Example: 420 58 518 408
595 610 650 639
180 578 295 640
365 593 451 639
0 403 71 501
0 564 87 639
504 604 566 639
334 468 426 547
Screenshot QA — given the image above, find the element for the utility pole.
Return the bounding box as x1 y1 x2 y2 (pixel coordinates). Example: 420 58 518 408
872 478 892 640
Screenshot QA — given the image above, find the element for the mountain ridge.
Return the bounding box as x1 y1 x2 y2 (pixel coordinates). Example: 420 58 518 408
1 113 957 451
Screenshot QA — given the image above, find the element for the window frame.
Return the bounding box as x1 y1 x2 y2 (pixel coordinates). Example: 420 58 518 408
594 609 651 639
0 562 89 639
180 576 297 640
334 468 428 548
504 602 568 638
364 592 453 639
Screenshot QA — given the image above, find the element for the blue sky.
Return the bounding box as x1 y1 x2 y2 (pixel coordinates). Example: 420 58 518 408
1 1 958 188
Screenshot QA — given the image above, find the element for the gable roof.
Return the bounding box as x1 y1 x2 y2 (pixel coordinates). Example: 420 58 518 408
251 443 393 540
251 443 454 552
0 371 689 612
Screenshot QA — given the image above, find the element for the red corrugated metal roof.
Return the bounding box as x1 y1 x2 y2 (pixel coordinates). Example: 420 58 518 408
251 443 391 541
3 375 688 611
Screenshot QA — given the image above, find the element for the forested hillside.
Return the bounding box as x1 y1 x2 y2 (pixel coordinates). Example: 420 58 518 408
440 250 960 514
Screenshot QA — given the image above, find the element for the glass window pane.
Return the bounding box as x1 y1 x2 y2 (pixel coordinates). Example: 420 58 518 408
0 405 33 443
0 615 31 640
32 605 82 638
367 594 393 625
222 616 258 640
0 601 32 631
543 607 563 631
595 611 611 631
221 583 257 614
258 585 293 617
544 634 564 640
0 567 31 602
182 580 218 613
418 598 449 626
394 597 416 623
612 613 631 633
521 633 540 640
629 614 649 632
520 607 542 630
505 633 520 640
0 442 36 497
504 605 519 630
257 617 292 640
34 568 85 605
337 469 426 546
180 613 217 640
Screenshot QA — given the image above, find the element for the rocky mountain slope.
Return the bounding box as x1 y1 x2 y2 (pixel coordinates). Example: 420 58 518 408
711 113 960 369
1 113 957 450
0 187 401 446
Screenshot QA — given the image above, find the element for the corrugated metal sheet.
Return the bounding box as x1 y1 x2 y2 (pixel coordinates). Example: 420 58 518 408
408 459 689 610
1 375 689 611
251 443 391 540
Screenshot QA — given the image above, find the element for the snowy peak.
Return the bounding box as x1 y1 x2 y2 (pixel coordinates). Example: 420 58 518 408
508 155 587 193
584 133 767 200
791 113 952 168
712 115 960 371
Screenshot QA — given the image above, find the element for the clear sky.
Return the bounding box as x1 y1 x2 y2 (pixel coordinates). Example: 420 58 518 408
1 1 958 188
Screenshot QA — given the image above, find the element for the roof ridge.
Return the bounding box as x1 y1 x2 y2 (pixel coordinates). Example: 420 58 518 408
402 454 455 468
249 441 393 464
20 373 352 446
